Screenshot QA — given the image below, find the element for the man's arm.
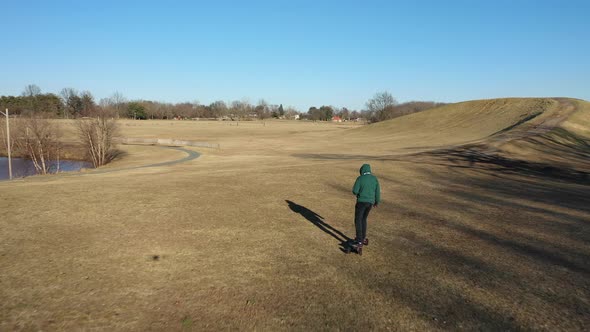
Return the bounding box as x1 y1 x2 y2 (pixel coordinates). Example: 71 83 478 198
374 179 381 206
352 178 360 196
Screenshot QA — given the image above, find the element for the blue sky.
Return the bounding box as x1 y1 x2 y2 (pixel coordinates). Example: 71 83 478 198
1 0 588 110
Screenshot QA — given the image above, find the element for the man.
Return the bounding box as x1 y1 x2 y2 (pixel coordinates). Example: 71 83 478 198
351 163 381 255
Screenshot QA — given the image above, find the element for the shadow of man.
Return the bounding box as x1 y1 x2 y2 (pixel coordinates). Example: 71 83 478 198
285 200 353 252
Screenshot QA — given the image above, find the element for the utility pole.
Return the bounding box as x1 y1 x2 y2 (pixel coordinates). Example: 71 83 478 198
1 108 12 179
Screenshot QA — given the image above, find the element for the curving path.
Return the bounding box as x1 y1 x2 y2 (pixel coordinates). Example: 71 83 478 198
87 145 201 175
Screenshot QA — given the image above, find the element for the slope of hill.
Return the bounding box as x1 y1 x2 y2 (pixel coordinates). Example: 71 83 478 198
500 99 590 170
332 98 588 176
345 97 589 183
345 98 563 151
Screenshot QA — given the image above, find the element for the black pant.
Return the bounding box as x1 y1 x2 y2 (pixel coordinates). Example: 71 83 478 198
354 202 373 243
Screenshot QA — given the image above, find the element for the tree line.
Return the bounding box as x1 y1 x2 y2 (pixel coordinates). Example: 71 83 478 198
0 85 300 120
127 99 299 120
304 106 356 121
1 85 445 123
302 92 445 122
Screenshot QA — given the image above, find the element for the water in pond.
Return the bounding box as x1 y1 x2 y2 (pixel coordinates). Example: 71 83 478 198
0 157 93 180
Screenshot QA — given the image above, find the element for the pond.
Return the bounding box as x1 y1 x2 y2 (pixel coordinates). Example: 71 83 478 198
0 157 93 180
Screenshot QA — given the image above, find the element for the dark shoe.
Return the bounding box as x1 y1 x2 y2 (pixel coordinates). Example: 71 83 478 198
355 242 363 256
363 238 369 246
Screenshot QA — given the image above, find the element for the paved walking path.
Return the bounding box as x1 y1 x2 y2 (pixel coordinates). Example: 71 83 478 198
87 145 201 175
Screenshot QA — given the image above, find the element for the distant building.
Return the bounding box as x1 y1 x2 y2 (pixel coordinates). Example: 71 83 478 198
332 116 342 122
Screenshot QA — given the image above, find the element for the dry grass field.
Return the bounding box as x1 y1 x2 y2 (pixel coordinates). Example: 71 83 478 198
1 98 589 331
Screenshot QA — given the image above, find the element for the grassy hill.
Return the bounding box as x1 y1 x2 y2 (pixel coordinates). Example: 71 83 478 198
1 98 589 330
346 98 561 149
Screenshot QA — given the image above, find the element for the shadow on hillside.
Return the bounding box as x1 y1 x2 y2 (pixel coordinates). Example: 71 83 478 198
490 111 542 136
517 128 590 162
545 128 590 151
388 199 589 274
427 147 589 184
321 153 590 329
293 136 589 184
362 164 589 329
290 128 590 328
285 200 352 252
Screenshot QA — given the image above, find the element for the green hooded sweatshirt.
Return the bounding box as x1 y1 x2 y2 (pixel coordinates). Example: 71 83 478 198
352 164 381 204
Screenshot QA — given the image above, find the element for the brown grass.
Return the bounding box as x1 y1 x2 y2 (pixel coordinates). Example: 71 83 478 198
1 98 589 331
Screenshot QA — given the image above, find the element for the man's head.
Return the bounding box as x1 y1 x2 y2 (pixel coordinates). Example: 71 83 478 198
359 164 371 175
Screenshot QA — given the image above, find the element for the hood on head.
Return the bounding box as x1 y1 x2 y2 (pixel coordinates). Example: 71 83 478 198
359 164 371 175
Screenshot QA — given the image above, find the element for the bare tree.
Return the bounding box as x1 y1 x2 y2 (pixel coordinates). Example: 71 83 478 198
284 106 299 119
60 88 81 119
154 102 167 119
255 99 270 119
110 91 126 118
209 101 228 118
22 84 41 97
12 116 62 174
21 84 42 112
230 99 252 120
174 102 194 119
100 96 128 117
76 115 119 167
99 97 112 109
366 91 398 121
80 91 96 117
191 101 207 119
339 107 351 120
